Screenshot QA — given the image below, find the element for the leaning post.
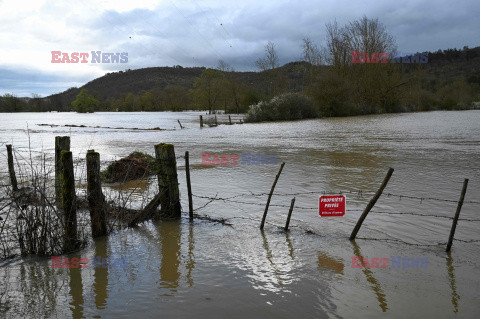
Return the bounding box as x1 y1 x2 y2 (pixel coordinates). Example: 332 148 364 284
350 168 394 240
446 179 469 252
61 150 78 251
155 144 181 219
55 136 70 207
87 150 107 237
185 151 194 220
200 115 204 128
260 162 285 229
6 145 18 192
284 197 296 231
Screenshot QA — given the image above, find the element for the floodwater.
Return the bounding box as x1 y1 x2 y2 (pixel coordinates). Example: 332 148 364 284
0 110 480 318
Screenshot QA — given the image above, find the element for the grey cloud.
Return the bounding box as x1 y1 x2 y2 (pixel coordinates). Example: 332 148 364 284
0 67 94 97
2 0 479 96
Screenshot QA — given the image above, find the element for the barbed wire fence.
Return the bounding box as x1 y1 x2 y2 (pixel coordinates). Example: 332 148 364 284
183 164 480 248
0 142 164 261
2 143 480 261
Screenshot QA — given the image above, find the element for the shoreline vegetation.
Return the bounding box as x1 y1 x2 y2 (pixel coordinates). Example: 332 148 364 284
1 17 479 120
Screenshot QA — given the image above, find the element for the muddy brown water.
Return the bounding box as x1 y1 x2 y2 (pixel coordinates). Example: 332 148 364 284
0 111 479 318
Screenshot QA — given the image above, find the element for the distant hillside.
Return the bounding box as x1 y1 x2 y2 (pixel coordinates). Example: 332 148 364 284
44 46 480 110
45 62 313 109
404 46 480 82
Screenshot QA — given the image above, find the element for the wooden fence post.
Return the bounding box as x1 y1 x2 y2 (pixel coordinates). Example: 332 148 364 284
185 151 194 220
87 151 107 237
215 115 218 126
284 197 296 231
350 167 394 240
55 136 70 206
155 143 181 219
61 150 78 251
229 115 232 125
200 115 203 128
6 145 18 192
260 162 285 229
446 179 469 252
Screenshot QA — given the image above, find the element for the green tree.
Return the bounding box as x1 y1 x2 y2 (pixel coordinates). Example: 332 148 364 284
140 91 161 111
191 69 224 114
29 93 44 112
72 88 99 113
2 94 23 112
123 93 135 111
162 85 189 111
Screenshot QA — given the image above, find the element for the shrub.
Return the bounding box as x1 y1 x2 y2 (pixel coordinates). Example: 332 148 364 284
245 93 320 122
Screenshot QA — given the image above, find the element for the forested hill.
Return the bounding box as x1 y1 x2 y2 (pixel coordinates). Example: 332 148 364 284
46 46 480 109
45 62 311 110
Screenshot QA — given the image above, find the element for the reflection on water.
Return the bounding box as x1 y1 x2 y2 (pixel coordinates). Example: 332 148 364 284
186 223 195 287
446 252 460 313
17 261 63 318
94 238 108 311
317 251 344 276
1 218 479 317
69 259 84 319
351 241 388 312
260 230 283 286
285 232 294 260
107 178 153 193
158 221 181 294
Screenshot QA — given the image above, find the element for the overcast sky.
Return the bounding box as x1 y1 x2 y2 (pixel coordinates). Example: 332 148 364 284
0 0 478 97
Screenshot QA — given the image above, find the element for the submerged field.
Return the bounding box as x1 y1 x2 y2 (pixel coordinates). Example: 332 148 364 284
1 110 479 318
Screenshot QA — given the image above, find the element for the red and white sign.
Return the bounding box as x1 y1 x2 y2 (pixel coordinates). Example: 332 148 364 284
319 195 346 217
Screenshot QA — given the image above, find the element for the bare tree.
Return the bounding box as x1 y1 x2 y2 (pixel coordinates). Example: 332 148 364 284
325 20 350 68
256 41 279 71
312 17 405 115
344 16 396 54
217 60 232 72
325 17 396 68
302 37 322 66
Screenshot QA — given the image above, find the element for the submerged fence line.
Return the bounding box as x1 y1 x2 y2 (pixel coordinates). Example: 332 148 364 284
189 166 479 251
1 139 480 261
191 192 480 221
194 189 480 205
191 191 480 212
0 138 183 260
